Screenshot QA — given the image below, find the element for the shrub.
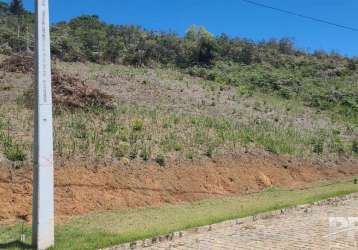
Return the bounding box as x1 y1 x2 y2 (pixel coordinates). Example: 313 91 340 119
140 144 152 161
155 153 166 166
132 119 144 131
174 143 182 152
265 144 278 154
312 138 324 155
278 88 292 99
105 120 120 134
352 140 358 154
113 143 129 159
186 151 194 160
128 144 139 159
3 138 26 162
206 143 216 158
331 138 345 155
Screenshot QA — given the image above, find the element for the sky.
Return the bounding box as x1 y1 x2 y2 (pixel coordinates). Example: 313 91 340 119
11 0 358 56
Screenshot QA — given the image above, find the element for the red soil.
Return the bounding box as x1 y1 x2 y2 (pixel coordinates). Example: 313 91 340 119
0 153 357 224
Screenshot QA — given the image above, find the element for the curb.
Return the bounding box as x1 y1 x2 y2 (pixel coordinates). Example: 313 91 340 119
102 193 358 250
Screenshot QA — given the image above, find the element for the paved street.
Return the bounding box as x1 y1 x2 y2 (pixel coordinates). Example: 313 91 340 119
142 197 358 250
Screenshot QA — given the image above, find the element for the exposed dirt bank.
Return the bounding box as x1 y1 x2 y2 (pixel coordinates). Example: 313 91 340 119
0 153 357 224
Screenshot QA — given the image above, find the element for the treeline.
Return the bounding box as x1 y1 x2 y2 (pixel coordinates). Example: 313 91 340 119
0 0 33 53
1 0 356 68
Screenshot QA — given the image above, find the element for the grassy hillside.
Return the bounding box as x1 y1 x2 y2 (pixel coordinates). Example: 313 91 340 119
0 60 357 165
0 3 357 248
0 2 357 165
187 59 358 125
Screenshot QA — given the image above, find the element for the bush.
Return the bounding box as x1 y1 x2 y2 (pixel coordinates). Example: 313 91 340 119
352 140 358 154
206 144 215 158
312 138 324 155
132 119 144 131
140 144 152 161
113 143 129 159
155 153 166 166
186 151 194 160
278 88 292 99
3 138 26 162
129 146 138 160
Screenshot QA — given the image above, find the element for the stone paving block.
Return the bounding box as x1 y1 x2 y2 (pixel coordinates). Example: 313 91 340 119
136 196 358 250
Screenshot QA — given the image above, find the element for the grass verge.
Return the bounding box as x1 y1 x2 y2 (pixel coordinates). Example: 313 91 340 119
1 179 358 250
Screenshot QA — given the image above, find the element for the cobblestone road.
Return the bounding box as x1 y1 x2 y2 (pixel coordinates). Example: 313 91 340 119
142 197 358 250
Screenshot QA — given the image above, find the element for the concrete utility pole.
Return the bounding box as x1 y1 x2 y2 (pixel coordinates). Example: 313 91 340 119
32 0 54 249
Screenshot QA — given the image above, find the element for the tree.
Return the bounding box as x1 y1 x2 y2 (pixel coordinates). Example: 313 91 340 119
0 2 9 15
68 16 107 62
239 44 255 65
278 38 294 55
347 59 357 71
103 25 131 63
9 0 24 16
184 25 198 42
197 27 218 65
184 25 218 65
9 0 25 47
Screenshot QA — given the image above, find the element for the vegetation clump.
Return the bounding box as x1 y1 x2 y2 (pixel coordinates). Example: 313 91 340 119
353 140 358 154
0 132 26 162
155 153 166 166
131 119 144 131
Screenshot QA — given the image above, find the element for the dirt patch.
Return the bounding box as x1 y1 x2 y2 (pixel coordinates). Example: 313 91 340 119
0 153 357 225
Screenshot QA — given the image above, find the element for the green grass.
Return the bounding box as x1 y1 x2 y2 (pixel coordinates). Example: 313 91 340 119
187 61 358 126
0 131 26 162
1 101 355 164
1 60 357 164
1 179 358 250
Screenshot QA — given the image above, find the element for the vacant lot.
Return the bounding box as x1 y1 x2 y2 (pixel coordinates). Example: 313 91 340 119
0 59 357 225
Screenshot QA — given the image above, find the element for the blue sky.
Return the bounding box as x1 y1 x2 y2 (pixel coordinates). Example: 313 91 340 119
14 0 358 56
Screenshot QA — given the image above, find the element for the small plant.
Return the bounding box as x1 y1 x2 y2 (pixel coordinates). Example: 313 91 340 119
330 137 345 155
140 144 152 161
174 143 182 152
176 74 184 81
279 88 291 99
70 119 88 139
3 138 26 162
155 153 166 166
206 144 215 158
312 138 324 155
129 146 138 160
264 143 278 154
105 120 120 134
113 143 130 159
132 119 144 131
186 150 194 160
352 140 358 154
